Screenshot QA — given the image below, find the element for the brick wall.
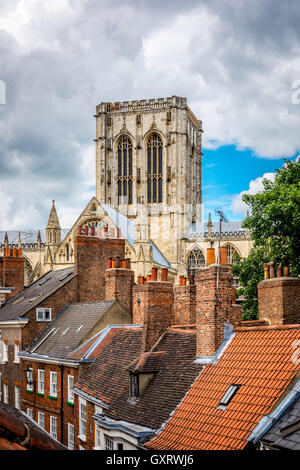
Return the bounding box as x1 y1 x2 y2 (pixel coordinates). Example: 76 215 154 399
0 255 24 300
258 277 300 325
105 268 134 314
74 235 125 302
21 359 78 447
195 264 233 358
173 285 196 325
141 281 173 353
132 285 146 325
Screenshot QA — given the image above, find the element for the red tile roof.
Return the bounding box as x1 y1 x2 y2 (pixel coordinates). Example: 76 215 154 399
145 325 300 450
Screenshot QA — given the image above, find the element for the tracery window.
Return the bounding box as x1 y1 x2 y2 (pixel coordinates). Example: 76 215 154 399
147 133 163 203
225 245 239 264
117 136 133 204
188 248 205 277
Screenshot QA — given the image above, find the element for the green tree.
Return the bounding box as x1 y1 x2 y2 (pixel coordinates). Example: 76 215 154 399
233 158 300 320
243 158 300 275
232 247 266 320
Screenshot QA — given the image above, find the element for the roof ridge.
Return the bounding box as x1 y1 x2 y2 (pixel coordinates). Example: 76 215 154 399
236 324 300 332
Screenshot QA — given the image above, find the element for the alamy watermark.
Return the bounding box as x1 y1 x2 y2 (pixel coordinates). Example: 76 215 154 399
291 80 300 104
0 80 6 104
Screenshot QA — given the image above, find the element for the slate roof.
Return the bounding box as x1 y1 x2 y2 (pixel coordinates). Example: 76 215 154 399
0 229 69 246
259 394 300 450
25 301 116 359
145 325 300 450
0 401 66 450
0 267 75 322
74 327 203 432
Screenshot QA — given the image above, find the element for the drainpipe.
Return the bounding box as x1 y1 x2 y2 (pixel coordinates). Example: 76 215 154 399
59 364 64 445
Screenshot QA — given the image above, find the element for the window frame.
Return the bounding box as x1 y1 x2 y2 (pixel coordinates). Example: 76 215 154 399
67 375 74 404
68 423 75 450
50 415 58 440
36 307 52 322
38 412 45 429
218 384 241 410
49 371 57 398
26 367 33 392
105 435 114 451
78 398 87 442
14 343 20 363
15 385 21 409
3 383 8 404
37 369 45 395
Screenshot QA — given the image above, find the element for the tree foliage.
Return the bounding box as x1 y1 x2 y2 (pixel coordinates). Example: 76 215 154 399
233 158 300 320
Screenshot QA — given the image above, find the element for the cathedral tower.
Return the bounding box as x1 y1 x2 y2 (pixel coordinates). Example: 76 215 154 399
94 96 203 272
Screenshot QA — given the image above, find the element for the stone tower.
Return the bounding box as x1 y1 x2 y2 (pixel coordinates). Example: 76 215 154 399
45 200 61 254
94 96 203 272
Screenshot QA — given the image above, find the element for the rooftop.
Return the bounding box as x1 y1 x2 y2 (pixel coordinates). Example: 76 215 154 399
24 301 116 359
74 326 203 432
0 267 74 322
145 325 300 450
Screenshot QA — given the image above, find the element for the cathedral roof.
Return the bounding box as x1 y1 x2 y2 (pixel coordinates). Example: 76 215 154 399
186 221 246 239
0 229 69 247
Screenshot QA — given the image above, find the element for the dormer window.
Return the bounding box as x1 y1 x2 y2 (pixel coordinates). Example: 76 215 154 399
129 373 139 400
218 384 240 410
36 308 52 322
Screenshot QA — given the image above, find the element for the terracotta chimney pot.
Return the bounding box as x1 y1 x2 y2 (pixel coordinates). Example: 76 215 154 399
115 256 120 268
283 266 289 277
161 268 168 282
206 248 215 266
151 267 158 281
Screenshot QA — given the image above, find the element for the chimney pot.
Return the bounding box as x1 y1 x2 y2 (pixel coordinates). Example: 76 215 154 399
18 248 22 258
283 266 289 277
206 248 215 266
269 261 275 279
84 226 89 236
146 274 151 282
77 225 82 235
91 226 95 236
126 258 131 270
264 263 269 279
161 268 168 282
120 259 126 268
151 267 158 281
111 258 116 268
115 256 120 268
9 248 13 257
277 267 282 278
219 246 227 265
107 257 112 269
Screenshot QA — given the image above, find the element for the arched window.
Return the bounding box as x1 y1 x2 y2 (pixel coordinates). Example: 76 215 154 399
147 133 163 203
117 136 133 204
188 248 205 277
225 245 239 264
66 244 70 262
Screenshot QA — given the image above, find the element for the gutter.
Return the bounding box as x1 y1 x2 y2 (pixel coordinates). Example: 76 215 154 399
18 351 79 368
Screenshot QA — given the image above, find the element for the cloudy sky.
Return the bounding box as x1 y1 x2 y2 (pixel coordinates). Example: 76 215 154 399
0 0 300 230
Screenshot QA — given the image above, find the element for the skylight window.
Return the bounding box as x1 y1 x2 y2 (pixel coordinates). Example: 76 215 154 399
59 272 72 282
218 384 240 410
39 278 51 286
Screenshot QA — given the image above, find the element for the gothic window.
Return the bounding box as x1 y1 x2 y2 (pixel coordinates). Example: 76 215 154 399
117 136 133 204
66 244 70 262
225 245 239 264
147 133 163 203
188 248 205 277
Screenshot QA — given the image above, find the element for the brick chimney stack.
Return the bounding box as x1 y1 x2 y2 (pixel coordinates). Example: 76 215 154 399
74 234 125 302
133 268 173 352
258 263 300 325
0 241 25 301
195 264 234 360
173 276 196 325
105 257 134 314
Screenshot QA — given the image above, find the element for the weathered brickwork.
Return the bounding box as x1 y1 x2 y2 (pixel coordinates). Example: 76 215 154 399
21 359 78 447
74 396 97 450
195 264 234 358
173 285 196 325
141 281 173 353
105 268 134 314
75 235 125 302
258 277 300 325
0 255 24 300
